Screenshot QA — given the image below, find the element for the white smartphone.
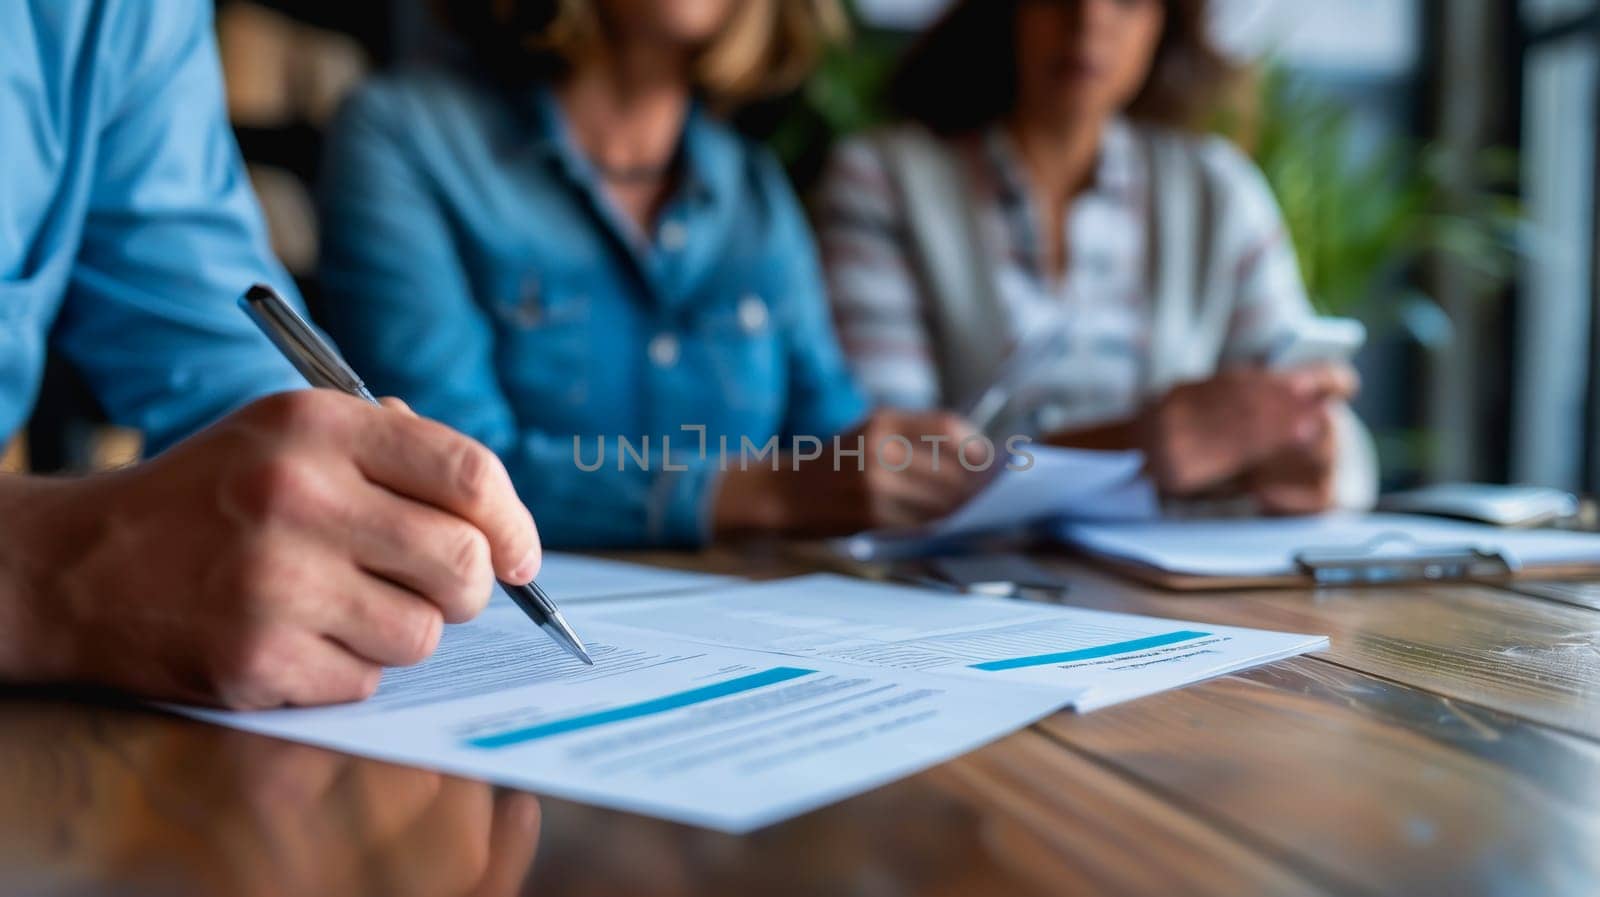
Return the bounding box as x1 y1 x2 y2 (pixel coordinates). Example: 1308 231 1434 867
1268 317 1367 370
1378 483 1581 527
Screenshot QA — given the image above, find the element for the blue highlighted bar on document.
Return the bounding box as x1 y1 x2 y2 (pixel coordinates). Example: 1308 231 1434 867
968 631 1212 672
465 666 816 749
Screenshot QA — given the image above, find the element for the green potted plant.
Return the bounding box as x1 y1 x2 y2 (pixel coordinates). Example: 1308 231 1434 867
1241 68 1521 324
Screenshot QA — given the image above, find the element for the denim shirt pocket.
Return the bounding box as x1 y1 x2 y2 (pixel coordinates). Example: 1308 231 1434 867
694 289 783 418
484 269 593 410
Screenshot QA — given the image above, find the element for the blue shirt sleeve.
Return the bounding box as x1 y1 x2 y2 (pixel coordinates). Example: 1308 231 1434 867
757 154 870 442
50 0 307 454
317 84 720 549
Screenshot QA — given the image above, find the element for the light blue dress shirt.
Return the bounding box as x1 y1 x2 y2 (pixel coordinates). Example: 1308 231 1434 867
318 70 868 549
0 0 306 453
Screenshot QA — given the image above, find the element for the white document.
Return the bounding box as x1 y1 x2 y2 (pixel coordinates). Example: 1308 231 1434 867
840 447 1159 560
1058 513 1600 578
507 553 736 603
582 574 1327 712
173 615 1062 834
928 447 1157 538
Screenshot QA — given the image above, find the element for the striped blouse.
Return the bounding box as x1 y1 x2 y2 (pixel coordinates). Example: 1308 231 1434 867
817 119 1314 437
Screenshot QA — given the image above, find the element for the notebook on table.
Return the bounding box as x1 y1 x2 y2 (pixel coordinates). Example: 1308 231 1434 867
1055 513 1600 591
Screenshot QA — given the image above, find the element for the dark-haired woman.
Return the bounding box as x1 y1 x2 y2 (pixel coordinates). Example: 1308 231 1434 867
819 0 1376 513
317 0 985 549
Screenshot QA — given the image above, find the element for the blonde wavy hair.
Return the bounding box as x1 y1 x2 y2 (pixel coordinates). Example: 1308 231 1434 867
440 0 848 104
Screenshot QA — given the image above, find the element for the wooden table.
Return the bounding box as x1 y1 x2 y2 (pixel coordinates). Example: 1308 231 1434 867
5 548 1600 897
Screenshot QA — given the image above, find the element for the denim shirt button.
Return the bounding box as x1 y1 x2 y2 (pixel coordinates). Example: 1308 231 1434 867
648 332 680 368
738 294 768 333
659 220 688 252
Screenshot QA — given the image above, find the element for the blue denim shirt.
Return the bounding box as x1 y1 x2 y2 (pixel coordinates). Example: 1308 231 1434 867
0 0 306 452
318 71 868 548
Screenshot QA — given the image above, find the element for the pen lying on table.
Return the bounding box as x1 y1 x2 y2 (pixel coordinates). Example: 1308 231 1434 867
238 283 593 666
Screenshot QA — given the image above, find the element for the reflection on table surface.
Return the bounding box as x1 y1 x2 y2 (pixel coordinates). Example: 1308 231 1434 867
12 547 1600 897
0 698 537 897
0 696 1051 897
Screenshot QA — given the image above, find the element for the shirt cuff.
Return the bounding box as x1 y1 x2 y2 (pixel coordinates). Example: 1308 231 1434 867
807 388 873 443
646 459 720 548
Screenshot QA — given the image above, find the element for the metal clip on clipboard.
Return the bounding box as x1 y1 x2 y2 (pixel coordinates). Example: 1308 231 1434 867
1292 532 1521 586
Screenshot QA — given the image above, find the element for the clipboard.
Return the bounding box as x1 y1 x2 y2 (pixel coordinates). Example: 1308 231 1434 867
1292 534 1517 586
1081 551 1600 592
1057 517 1600 592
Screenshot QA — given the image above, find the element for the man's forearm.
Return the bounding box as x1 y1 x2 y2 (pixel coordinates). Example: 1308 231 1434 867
1042 416 1144 453
0 474 73 683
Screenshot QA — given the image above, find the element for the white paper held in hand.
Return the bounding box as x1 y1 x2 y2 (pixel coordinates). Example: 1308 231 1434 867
840 446 1159 561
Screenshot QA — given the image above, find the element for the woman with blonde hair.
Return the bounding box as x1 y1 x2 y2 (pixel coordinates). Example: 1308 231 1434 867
318 0 983 548
819 0 1376 513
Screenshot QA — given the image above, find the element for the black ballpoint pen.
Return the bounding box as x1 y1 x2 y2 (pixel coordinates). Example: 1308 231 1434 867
238 283 593 665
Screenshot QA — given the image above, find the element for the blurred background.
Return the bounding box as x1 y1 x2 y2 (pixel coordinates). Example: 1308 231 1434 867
7 0 1597 497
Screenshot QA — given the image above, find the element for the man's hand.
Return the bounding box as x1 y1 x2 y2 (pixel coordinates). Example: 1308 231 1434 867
161 730 542 897
0 390 541 709
713 410 989 536
0 712 541 897
1142 363 1357 500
